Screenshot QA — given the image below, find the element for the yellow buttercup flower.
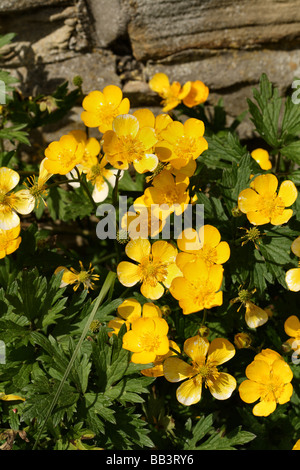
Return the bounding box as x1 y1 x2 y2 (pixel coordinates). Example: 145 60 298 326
0 224 22 259
285 236 300 291
155 118 208 170
148 73 191 112
0 167 35 230
141 340 181 377
238 174 297 226
284 315 300 353
182 80 209 108
250 148 272 170
170 259 223 315
103 114 159 174
117 238 182 300
54 261 100 291
122 316 170 364
163 335 236 406
43 134 85 175
81 85 130 134
176 225 230 271
143 169 190 219
108 298 162 337
132 108 173 145
239 348 293 416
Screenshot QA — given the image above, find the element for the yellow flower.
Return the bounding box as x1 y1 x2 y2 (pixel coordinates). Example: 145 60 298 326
285 236 300 291
238 174 297 226
143 169 190 219
0 167 35 230
54 261 100 291
0 224 22 259
239 349 293 416
81 85 130 134
284 315 300 353
103 114 159 174
170 259 223 315
117 238 182 300
155 118 208 170
108 298 162 337
122 316 170 364
141 340 181 377
182 80 209 108
176 225 230 271
163 335 236 406
148 73 191 112
250 148 272 170
43 134 85 175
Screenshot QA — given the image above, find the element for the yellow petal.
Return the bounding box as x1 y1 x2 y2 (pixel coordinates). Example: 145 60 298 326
140 280 164 300
112 114 139 137
11 189 35 215
277 382 293 404
183 335 209 363
291 236 300 257
152 240 177 264
117 261 141 287
207 338 235 366
209 372 236 400
142 302 162 318
177 227 201 252
102 84 123 107
163 262 182 288
238 188 260 213
131 350 156 364
0 167 20 193
250 148 272 170
149 73 170 95
133 153 158 174
285 267 300 291
163 357 195 382
239 379 262 403
245 301 269 328
82 90 105 112
117 298 142 321
133 108 155 129
270 208 293 225
215 242 231 264
284 315 300 338
251 173 278 197
125 238 151 263
252 399 276 417
0 210 20 230
246 210 270 226
176 376 202 405
277 180 298 207
272 359 293 383
183 118 205 139
245 359 270 382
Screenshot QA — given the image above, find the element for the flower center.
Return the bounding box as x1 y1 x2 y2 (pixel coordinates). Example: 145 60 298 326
140 331 162 352
196 245 217 266
96 103 118 127
117 135 145 164
195 361 220 386
257 194 285 219
139 255 168 286
175 136 197 164
191 279 218 307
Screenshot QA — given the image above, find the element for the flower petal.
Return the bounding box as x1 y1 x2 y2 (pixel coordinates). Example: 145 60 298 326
140 280 164 300
270 208 293 226
0 210 20 230
112 114 139 138
133 153 158 174
183 335 209 363
207 338 235 366
163 357 195 382
125 238 151 263
209 372 236 400
285 267 300 291
277 180 298 207
117 261 141 287
117 298 142 321
252 400 276 417
251 173 278 196
11 190 35 215
239 379 263 403
238 188 260 213
176 376 202 405
284 315 300 337
0 167 20 193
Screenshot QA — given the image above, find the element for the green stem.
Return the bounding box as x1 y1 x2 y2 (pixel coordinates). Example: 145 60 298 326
32 270 116 450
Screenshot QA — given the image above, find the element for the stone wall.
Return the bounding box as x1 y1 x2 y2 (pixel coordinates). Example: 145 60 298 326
1 0 300 140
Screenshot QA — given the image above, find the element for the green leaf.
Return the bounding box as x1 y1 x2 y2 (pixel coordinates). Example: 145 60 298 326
247 73 282 148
